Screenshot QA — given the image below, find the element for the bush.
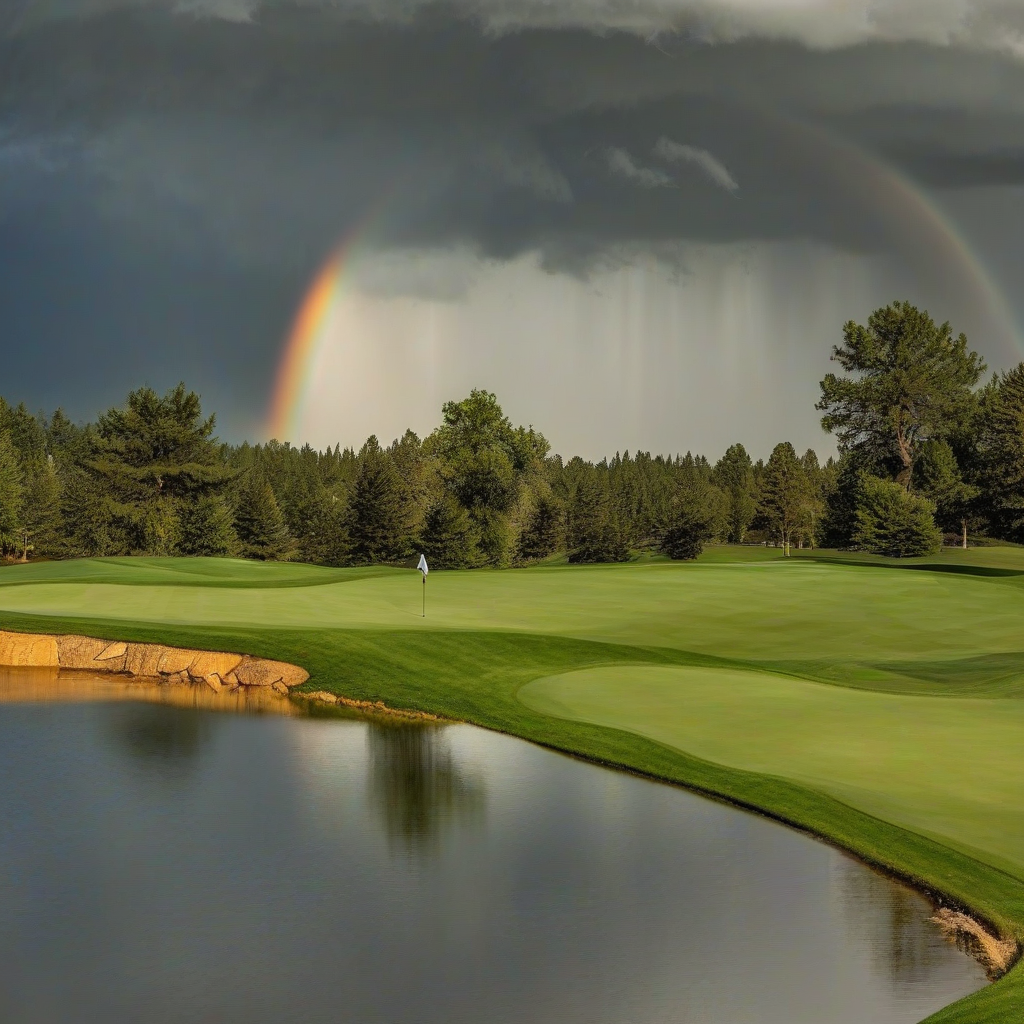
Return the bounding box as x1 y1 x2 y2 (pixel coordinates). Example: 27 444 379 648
853 476 941 557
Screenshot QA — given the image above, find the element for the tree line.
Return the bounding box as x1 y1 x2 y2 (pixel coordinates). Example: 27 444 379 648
1 301 1022 566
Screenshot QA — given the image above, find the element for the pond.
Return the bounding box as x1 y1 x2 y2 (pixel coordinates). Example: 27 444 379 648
0 670 987 1023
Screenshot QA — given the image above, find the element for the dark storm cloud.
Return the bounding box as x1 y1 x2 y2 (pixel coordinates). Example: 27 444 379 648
6 6 1024 267
3 2 1024 432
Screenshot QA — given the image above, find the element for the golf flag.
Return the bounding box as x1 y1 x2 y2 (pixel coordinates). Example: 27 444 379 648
417 554 429 577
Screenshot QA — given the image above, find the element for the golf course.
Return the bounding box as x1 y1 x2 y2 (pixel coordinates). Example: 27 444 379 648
2 547 1024 1023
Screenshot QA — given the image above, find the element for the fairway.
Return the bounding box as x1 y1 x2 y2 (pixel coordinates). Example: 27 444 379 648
4 556 1024 695
2 550 1024 1023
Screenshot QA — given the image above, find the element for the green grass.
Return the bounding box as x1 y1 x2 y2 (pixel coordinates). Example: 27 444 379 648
1 548 1024 1023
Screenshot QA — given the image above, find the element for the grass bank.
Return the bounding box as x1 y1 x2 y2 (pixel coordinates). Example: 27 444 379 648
1 549 1023 1022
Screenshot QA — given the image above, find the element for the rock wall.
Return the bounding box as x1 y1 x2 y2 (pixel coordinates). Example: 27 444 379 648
0 630 308 695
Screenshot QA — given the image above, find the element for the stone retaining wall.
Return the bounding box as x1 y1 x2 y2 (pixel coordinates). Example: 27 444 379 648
0 630 308 695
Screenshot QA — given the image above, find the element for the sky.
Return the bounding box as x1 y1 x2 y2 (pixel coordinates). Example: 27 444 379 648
2 1 1024 461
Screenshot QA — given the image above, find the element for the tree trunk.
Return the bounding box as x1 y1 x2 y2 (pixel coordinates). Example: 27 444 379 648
962 518 968 550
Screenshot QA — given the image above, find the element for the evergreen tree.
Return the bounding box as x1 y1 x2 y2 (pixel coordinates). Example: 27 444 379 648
758 442 811 556
420 496 481 568
178 494 237 556
713 443 756 543
347 437 406 564
817 453 866 549
58 465 111 556
661 479 726 560
913 439 979 548
567 470 627 563
86 383 235 553
516 491 563 562
234 470 290 560
22 456 61 558
976 363 1024 541
853 476 942 557
817 301 984 487
286 486 349 566
0 430 24 557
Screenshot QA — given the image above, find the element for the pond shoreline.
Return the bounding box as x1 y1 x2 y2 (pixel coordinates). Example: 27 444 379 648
0 624 1019 1003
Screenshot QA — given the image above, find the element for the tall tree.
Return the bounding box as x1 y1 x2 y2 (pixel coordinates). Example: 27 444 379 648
419 496 481 568
566 468 627 564
21 456 61 558
516 491 563 562
429 390 548 565
346 437 406 564
178 495 237 557
913 439 979 549
661 479 726 560
0 431 24 557
88 383 235 553
234 470 290 560
713 443 756 543
976 363 1024 541
758 442 811 556
817 302 985 488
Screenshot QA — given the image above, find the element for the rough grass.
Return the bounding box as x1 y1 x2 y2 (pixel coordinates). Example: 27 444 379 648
2 548 1024 1023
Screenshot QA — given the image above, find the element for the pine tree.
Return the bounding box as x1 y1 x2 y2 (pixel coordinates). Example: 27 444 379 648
853 476 942 557
22 456 61 558
287 486 349 566
420 496 481 568
234 471 290 560
713 443 756 543
516 491 563 562
758 442 812 556
567 471 627 563
661 480 726 560
347 437 406 564
0 430 24 557
178 494 237 556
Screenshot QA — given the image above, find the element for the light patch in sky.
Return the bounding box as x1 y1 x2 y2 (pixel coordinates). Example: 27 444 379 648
293 243 891 461
654 137 739 192
604 148 673 189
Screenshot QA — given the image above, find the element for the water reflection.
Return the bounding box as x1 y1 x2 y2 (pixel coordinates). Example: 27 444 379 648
367 722 484 852
837 856 950 985
106 704 211 772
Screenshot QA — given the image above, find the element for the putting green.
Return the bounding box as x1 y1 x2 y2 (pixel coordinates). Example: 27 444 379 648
519 665 1024 877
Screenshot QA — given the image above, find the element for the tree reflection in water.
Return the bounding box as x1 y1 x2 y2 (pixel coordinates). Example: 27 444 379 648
367 722 484 853
106 704 211 774
837 856 947 985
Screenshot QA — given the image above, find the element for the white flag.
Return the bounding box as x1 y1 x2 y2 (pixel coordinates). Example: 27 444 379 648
417 553 429 576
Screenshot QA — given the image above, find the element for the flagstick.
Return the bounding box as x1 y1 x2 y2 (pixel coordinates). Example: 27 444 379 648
422 573 425 618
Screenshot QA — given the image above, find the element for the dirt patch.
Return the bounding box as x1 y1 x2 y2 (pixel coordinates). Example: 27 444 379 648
931 907 1020 978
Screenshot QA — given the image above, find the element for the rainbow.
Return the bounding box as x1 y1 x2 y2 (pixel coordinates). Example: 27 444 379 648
265 130 1023 444
266 248 345 441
